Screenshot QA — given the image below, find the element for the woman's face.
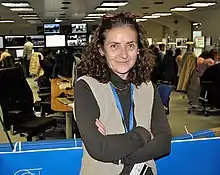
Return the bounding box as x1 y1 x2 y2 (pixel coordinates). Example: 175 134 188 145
100 26 139 77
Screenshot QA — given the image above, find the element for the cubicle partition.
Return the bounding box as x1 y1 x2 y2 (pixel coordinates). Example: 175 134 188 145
0 131 220 175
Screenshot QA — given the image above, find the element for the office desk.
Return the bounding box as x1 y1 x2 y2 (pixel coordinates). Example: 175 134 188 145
51 78 74 139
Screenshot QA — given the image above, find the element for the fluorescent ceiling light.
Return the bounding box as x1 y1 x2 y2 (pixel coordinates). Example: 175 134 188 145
1 2 30 7
152 13 172 16
19 14 38 17
168 42 176 45
82 19 96 22
27 20 37 24
136 18 148 22
88 13 106 17
95 7 118 11
187 2 216 7
101 1 128 7
55 19 62 22
171 7 196 11
193 22 202 26
85 16 101 19
143 15 160 19
22 17 40 20
10 8 33 11
0 20 14 23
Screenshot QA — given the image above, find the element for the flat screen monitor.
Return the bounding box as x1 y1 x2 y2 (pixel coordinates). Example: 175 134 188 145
27 35 45 47
4 36 25 48
71 23 87 34
44 24 60 34
45 35 66 47
16 49 23 57
0 37 4 48
67 34 87 46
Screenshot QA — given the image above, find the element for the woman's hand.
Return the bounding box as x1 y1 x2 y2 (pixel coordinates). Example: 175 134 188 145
95 119 106 135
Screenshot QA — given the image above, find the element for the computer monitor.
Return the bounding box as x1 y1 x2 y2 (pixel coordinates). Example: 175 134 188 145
44 24 60 34
45 35 66 47
27 35 45 47
0 37 4 48
4 36 25 48
16 49 23 58
71 23 87 34
67 34 87 46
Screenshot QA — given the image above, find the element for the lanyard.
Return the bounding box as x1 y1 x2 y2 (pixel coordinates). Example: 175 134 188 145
110 83 134 133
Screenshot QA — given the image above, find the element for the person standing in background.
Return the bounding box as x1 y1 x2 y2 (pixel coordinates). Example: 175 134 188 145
174 48 182 87
23 37 34 78
158 44 166 61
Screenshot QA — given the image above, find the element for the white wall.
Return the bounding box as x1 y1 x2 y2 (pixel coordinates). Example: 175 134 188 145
158 15 192 39
0 24 37 35
139 15 192 43
181 6 220 42
199 8 220 42
140 20 164 43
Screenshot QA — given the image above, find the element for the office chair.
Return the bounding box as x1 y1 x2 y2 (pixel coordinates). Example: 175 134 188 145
157 83 173 115
0 67 57 141
2 56 15 68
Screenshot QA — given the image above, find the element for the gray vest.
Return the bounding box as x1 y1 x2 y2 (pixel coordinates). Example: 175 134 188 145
78 76 157 175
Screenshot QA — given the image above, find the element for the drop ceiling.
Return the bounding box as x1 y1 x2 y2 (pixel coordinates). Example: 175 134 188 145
0 0 219 25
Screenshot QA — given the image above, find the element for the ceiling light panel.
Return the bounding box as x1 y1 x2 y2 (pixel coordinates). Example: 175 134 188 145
18 14 38 17
187 2 216 7
171 7 196 11
0 20 14 23
22 17 40 20
136 18 148 22
10 8 33 11
101 1 128 7
88 13 106 17
142 15 160 19
85 16 101 19
152 13 172 16
95 7 118 11
1 2 30 7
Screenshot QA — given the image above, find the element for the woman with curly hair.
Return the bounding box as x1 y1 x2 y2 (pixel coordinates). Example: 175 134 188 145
74 13 171 175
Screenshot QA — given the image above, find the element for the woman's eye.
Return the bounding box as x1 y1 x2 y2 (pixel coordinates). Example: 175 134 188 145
128 44 135 49
110 44 118 49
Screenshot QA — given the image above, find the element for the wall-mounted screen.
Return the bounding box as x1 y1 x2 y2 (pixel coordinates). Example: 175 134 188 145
16 49 23 57
45 35 66 47
4 36 25 48
44 24 60 34
195 36 205 48
0 37 4 48
176 38 188 48
67 34 87 46
71 23 87 34
27 35 45 47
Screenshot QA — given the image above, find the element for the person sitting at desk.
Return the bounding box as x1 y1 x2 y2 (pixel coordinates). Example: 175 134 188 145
0 49 11 62
74 13 171 175
0 49 12 68
36 49 55 88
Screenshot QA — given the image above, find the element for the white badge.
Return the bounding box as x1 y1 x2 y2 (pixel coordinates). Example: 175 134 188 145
129 163 149 175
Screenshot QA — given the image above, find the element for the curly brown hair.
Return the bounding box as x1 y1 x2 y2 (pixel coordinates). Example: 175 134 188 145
81 13 155 86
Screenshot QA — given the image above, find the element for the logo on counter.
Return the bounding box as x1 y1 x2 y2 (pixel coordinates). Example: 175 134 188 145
14 168 42 175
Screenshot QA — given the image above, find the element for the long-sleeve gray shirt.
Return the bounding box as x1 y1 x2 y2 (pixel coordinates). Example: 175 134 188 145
74 72 171 174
